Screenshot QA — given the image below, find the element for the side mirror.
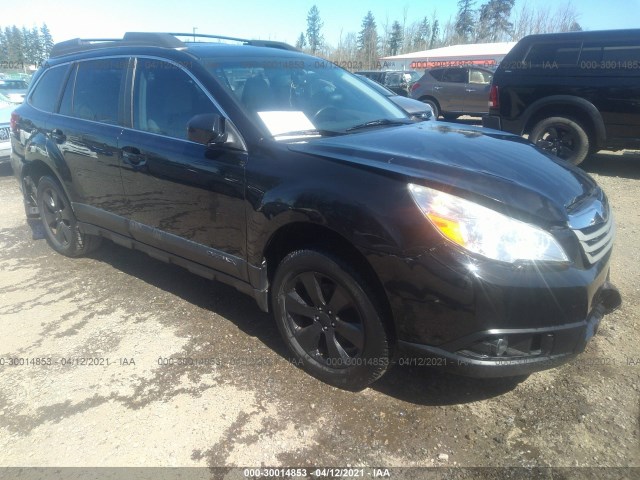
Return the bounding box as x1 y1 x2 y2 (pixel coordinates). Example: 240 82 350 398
187 113 228 146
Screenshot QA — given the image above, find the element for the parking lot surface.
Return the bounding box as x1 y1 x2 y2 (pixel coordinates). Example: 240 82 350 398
0 151 638 472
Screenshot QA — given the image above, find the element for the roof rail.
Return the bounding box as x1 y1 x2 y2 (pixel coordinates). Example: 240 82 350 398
50 32 298 58
168 32 299 51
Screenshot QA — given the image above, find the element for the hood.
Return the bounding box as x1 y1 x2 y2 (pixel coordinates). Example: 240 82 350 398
287 122 598 224
389 95 433 116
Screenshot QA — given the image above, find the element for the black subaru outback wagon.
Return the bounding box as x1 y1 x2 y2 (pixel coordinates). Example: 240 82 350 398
484 29 640 165
10 33 620 390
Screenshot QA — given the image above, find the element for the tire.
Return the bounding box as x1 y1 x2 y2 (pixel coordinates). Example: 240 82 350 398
529 116 590 165
421 98 440 120
272 249 391 390
36 176 102 257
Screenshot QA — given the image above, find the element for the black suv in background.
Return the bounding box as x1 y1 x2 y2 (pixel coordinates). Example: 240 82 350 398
10 32 620 390
484 29 640 165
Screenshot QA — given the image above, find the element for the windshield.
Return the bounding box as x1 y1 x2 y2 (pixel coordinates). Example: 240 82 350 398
201 57 409 139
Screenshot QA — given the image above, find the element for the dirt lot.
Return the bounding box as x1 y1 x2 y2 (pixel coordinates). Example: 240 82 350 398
0 151 638 477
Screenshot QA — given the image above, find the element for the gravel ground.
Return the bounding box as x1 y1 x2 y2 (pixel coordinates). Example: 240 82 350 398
0 151 638 478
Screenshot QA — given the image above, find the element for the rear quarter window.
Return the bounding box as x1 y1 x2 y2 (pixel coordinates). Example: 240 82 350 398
29 66 69 113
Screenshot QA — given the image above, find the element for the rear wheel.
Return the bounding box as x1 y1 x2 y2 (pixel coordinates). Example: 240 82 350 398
272 249 390 390
36 176 101 257
529 116 590 165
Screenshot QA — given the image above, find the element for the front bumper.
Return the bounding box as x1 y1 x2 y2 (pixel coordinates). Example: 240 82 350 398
397 281 620 377
377 230 621 378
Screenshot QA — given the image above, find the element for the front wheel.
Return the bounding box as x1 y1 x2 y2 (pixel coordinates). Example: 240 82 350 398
36 176 101 257
272 249 391 390
529 116 590 165
420 98 440 120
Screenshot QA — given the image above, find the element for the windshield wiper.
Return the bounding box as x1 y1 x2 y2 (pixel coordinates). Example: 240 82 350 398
346 118 411 132
273 129 342 139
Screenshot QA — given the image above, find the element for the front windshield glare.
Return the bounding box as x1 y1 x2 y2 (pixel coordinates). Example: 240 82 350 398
203 58 409 139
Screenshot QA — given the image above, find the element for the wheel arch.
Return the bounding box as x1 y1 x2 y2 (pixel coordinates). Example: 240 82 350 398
520 96 607 149
262 221 396 342
21 160 70 218
418 95 441 111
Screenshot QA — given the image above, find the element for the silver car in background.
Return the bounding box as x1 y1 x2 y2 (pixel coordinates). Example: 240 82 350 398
410 66 493 120
0 103 13 165
0 79 29 104
356 74 435 121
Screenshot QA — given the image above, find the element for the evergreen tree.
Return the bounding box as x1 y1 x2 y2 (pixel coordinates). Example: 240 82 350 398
429 19 440 49
40 23 54 59
358 11 379 68
295 32 306 50
476 0 515 42
306 5 323 54
413 17 431 51
388 21 403 56
455 0 476 42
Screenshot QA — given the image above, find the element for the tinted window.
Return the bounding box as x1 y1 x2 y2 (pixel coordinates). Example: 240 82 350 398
579 41 640 68
442 68 467 83
428 69 446 81
60 59 127 124
524 42 581 66
29 66 68 112
385 72 402 86
133 59 217 140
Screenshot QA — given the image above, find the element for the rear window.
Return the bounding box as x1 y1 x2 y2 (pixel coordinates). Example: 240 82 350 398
524 42 581 66
29 66 68 113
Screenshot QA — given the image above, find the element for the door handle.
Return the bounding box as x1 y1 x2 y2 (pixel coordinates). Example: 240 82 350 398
121 146 146 167
465 88 476 92
51 129 66 143
434 86 443 90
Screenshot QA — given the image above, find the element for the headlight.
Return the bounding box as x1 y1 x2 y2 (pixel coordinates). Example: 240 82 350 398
408 184 569 263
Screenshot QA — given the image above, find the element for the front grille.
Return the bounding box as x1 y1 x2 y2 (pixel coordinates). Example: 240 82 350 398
573 213 615 265
0 125 10 142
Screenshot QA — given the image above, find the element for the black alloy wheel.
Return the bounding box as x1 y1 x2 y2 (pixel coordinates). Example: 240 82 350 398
272 249 390 390
36 176 101 257
530 116 590 165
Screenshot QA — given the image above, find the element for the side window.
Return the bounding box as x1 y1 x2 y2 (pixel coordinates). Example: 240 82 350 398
469 69 492 84
385 72 402 87
29 65 69 113
133 59 217 141
59 59 127 124
524 42 581 66
429 69 446 81
442 68 467 83
579 41 640 69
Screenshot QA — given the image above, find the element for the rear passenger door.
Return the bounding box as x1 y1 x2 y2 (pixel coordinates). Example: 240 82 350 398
438 68 468 113
117 58 248 280
464 68 492 115
55 58 129 228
